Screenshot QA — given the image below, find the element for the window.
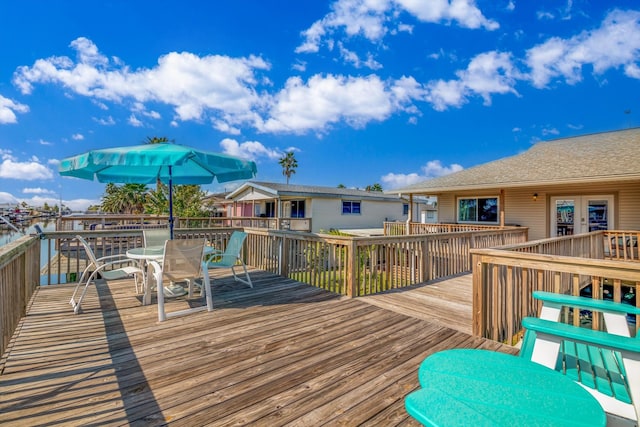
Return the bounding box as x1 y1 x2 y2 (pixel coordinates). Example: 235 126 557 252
403 204 409 215
265 202 275 218
291 200 305 218
342 200 361 215
457 197 498 223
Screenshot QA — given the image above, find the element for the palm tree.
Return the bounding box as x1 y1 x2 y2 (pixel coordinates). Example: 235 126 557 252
278 151 298 184
365 183 383 192
101 183 148 214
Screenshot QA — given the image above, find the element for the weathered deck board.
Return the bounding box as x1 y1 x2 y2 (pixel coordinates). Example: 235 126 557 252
360 273 474 334
0 269 516 426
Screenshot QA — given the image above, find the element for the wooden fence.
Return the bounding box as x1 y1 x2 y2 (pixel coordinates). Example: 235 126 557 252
471 230 640 343
0 235 40 360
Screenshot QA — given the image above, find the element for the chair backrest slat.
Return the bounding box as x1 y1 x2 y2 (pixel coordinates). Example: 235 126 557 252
162 238 205 281
144 229 170 247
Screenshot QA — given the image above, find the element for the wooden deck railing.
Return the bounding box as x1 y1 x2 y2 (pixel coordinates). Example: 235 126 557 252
383 221 507 236
57 214 312 232
245 227 527 297
0 235 40 358
471 230 640 343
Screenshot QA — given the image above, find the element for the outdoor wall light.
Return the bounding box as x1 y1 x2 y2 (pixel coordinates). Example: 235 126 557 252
532 193 538 201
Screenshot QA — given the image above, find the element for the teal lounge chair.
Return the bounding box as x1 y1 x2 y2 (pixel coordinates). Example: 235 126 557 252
205 231 252 288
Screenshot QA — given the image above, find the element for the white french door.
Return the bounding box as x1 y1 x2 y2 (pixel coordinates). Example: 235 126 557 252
551 195 614 237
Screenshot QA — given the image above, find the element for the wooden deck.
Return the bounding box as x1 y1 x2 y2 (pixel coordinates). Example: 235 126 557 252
0 269 517 426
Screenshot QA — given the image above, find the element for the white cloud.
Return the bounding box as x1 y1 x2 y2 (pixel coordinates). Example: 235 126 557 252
0 153 53 180
219 138 283 162
338 43 383 70
262 74 425 133
14 37 271 130
427 51 519 110
128 114 143 127
0 94 29 124
0 192 19 203
396 0 499 30
23 187 55 194
526 9 640 88
39 139 52 145
62 198 97 211
381 160 463 189
296 0 497 54
71 133 84 140
93 115 116 125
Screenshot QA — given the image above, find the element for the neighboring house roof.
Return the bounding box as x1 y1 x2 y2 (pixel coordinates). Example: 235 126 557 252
392 128 640 194
228 181 404 202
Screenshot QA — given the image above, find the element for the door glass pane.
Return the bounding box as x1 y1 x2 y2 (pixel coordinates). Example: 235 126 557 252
458 199 477 221
556 200 574 236
588 200 608 231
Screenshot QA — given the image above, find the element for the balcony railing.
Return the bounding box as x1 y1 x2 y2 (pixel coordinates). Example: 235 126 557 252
57 214 311 232
384 221 509 236
471 230 640 344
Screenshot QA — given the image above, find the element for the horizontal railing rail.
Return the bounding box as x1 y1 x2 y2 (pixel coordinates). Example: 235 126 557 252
57 214 312 232
472 230 640 343
383 221 510 236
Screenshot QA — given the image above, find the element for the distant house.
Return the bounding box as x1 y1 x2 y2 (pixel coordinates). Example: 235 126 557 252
391 128 640 241
225 181 423 233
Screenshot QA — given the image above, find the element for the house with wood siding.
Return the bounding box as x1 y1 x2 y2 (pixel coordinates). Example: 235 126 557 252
391 128 640 241
225 181 427 233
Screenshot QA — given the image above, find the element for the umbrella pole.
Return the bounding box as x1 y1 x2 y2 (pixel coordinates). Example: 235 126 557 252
168 166 174 239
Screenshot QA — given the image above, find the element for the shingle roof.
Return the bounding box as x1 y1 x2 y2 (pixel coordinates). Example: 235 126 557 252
230 181 403 201
392 128 640 194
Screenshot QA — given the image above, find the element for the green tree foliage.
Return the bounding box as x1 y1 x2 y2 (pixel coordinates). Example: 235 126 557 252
365 183 383 192
172 185 207 217
101 183 148 214
278 151 298 184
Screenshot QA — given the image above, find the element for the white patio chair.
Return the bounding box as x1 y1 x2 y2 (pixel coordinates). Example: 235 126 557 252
143 228 170 247
147 238 213 321
205 231 253 288
70 235 142 314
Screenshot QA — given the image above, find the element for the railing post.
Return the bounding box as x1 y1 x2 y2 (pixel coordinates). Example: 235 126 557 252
346 239 358 297
279 234 289 277
472 252 486 337
421 236 429 282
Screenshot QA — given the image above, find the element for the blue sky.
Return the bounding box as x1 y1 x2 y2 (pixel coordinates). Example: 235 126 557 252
1 1 639 210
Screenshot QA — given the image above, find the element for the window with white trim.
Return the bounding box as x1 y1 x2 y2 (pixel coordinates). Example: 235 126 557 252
457 197 498 223
342 200 361 215
291 200 305 218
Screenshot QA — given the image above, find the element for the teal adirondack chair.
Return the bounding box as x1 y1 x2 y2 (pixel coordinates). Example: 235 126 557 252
521 291 640 424
205 231 253 288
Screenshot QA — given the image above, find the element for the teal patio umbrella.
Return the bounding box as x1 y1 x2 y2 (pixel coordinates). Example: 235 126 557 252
59 143 257 238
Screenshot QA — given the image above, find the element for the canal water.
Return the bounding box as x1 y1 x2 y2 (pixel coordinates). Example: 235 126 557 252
1 219 67 285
